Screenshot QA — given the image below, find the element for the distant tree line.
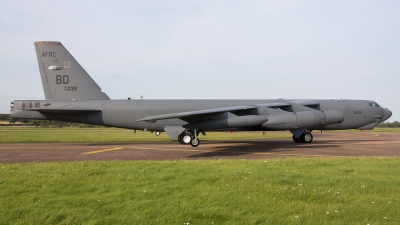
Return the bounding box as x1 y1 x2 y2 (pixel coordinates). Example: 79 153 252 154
0 114 11 120
376 121 400 128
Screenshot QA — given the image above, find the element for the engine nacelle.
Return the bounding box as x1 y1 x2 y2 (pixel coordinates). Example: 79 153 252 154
183 115 269 130
261 110 344 130
321 110 344 125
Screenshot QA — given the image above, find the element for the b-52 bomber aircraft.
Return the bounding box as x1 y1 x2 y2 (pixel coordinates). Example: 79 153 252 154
10 41 392 147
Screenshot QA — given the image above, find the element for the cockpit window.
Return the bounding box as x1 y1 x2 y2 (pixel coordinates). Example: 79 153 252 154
369 102 381 108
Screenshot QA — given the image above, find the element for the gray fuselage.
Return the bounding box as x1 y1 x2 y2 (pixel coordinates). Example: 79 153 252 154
11 99 389 131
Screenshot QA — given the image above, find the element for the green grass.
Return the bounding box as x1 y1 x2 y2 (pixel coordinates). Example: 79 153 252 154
0 127 290 143
0 158 399 224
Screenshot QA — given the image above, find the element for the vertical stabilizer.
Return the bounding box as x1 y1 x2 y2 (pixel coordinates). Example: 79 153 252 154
34 41 110 100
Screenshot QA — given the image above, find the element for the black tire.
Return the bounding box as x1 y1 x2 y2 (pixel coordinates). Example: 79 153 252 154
292 135 301 143
178 135 184 144
190 138 200 147
300 132 313 143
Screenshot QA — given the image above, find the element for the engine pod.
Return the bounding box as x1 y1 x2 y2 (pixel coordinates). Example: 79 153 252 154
183 115 268 130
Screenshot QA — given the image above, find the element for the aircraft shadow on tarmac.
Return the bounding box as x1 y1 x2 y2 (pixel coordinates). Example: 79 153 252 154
187 137 389 158
187 140 341 158
79 138 386 159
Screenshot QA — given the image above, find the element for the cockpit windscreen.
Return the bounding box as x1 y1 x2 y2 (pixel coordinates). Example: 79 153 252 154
369 102 381 108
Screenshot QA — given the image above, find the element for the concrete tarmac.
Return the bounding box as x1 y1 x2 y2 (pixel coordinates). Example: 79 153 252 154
0 132 399 163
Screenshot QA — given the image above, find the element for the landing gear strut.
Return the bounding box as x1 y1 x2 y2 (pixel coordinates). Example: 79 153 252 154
292 131 313 143
190 129 200 147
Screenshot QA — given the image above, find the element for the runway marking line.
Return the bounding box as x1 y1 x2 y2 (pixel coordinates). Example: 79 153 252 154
127 147 209 152
82 148 124 155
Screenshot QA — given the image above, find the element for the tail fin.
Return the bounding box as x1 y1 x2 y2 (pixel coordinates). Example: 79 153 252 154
34 41 110 100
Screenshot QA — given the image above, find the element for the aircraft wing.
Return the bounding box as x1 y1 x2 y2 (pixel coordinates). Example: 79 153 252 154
136 102 304 123
25 108 102 114
289 100 320 107
136 105 259 122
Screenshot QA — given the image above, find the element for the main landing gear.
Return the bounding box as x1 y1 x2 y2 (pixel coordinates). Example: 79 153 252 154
178 130 201 147
292 131 313 143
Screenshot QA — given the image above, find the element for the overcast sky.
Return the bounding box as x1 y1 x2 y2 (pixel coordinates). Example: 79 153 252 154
1 0 399 121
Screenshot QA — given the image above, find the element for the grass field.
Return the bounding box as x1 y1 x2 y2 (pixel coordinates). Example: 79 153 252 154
1 127 399 224
0 158 399 224
0 127 399 143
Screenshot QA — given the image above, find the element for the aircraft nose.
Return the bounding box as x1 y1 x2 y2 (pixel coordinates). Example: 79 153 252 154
382 108 392 121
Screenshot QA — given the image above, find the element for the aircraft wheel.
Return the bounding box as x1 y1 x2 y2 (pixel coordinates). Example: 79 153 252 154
182 135 192 144
300 132 313 143
292 135 301 143
190 138 200 147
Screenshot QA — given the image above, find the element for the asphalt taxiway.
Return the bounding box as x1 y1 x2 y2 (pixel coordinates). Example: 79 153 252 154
0 132 399 163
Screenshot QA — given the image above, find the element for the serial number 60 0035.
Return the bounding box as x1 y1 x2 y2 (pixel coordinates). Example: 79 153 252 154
64 86 77 91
